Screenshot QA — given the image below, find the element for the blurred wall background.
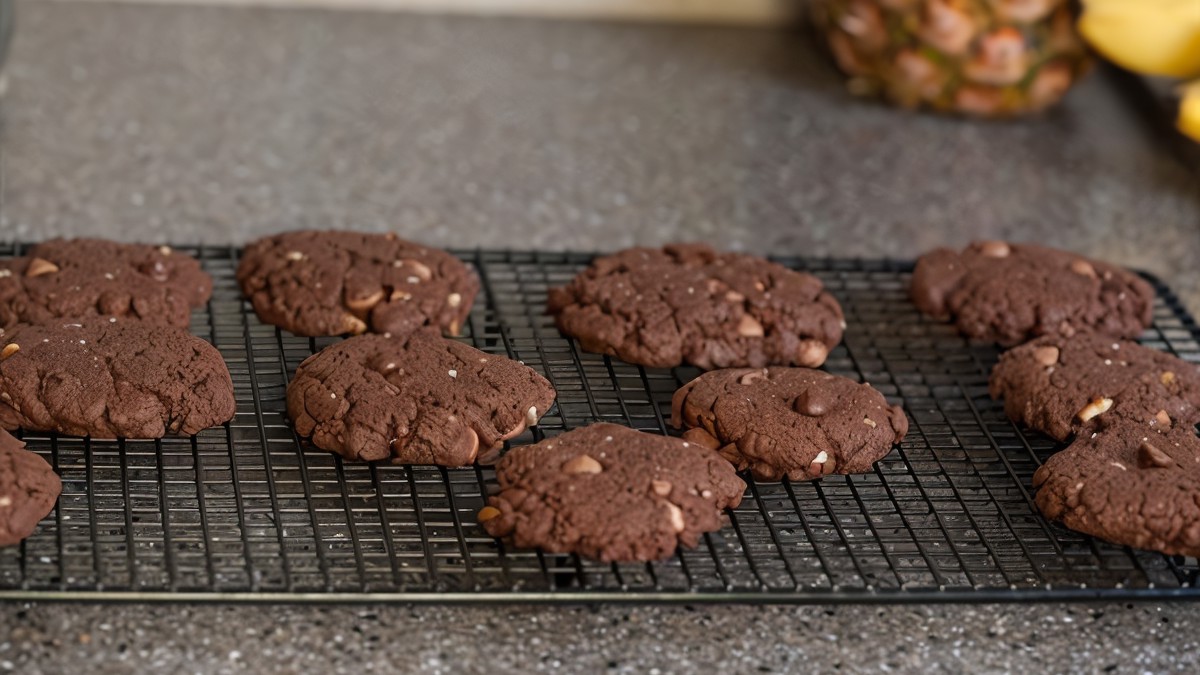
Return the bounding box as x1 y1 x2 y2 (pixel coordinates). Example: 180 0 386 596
68 0 802 24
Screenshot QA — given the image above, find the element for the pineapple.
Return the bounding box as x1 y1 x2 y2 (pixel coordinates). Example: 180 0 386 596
813 0 1091 116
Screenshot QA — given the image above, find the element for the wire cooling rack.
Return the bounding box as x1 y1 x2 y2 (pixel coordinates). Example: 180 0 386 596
1 244 1198 604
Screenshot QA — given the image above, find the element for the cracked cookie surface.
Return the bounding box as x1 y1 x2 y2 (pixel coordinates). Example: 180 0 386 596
479 423 745 562
0 318 235 438
0 239 212 330
911 241 1154 345
672 367 907 481
237 230 479 337
546 244 845 370
0 428 60 547
1034 419 1200 558
989 333 1200 442
287 332 556 466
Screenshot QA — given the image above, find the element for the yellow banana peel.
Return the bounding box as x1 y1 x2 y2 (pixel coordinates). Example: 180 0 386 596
1079 0 1200 78
1179 81 1200 142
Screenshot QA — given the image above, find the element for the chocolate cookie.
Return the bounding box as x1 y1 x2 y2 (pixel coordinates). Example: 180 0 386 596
0 239 212 330
287 332 556 466
989 333 1200 442
237 231 479 337
1034 420 1200 558
671 367 908 481
0 318 236 438
911 241 1154 345
547 244 845 370
0 428 61 547
478 423 746 562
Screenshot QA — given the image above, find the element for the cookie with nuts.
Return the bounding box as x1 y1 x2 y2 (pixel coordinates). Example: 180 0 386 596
287 332 556 466
1033 420 1200 558
547 244 845 370
0 238 212 330
237 230 478 337
478 423 745 562
671 367 908 481
989 333 1200 442
0 428 60 547
911 241 1154 345
0 318 235 438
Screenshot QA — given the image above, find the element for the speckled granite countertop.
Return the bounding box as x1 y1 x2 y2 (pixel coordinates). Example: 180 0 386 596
5 1 1199 312
2 2 1200 673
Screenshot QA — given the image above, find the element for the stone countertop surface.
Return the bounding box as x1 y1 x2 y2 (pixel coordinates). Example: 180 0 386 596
1 1 1199 673
4 1 1199 314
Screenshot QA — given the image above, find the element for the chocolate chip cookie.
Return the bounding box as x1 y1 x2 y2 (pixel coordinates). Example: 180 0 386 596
911 241 1154 345
478 423 745 562
547 244 845 370
672 367 908 481
989 333 1200 442
1034 419 1200 558
287 332 556 466
0 428 60 547
0 239 212 330
0 318 236 438
237 231 479 337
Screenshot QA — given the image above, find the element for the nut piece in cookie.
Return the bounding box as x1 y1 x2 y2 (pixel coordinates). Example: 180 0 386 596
0 428 61 547
911 241 1154 345
671 367 908 481
989 333 1200 442
0 238 213 330
287 332 556 466
237 231 479 338
1033 420 1200 558
547 244 845 370
479 423 745 562
0 319 236 439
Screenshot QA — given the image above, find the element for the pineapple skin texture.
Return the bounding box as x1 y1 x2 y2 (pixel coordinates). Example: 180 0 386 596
813 0 1091 117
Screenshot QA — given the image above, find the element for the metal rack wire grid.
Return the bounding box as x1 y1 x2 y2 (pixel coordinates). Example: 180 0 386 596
1 244 1198 603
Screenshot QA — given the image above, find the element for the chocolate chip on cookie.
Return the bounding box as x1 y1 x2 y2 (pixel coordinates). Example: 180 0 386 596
237 231 479 337
547 244 845 370
0 239 212 330
479 423 745 562
1034 420 1200 558
287 332 556 466
0 319 236 438
0 428 60 547
989 333 1200 442
671 367 908 481
911 241 1154 345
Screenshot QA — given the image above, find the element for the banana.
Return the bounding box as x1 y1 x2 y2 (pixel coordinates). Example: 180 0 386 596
1079 0 1200 78
1178 80 1200 142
